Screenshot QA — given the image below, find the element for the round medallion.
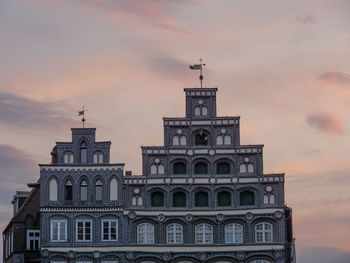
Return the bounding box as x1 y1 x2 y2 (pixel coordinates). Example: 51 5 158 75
185 214 193 222
244 157 250 163
210 177 216 184
236 252 245 260
93 251 100 259
126 252 134 259
177 129 182 134
134 188 140 194
163 253 171 261
157 214 165 222
274 250 283 259
165 177 172 184
187 150 194 156
275 211 283 219
41 249 49 258
199 100 203 104
209 149 215 156
245 212 254 221
128 211 136 220
187 177 194 184
199 253 207 260
231 177 237 183
216 213 224 221
154 158 160 164
67 250 75 259
221 128 226 134
266 185 272 192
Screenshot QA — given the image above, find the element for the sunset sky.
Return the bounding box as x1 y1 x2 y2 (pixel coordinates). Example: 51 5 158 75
1 0 350 262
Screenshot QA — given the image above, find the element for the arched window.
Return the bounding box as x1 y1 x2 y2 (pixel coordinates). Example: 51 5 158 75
180 135 187 145
80 179 88 201
248 163 254 173
194 106 201 116
195 223 213 244
194 162 208 174
240 191 254 206
172 136 179 146
218 191 231 206
195 130 208 145
264 194 275 204
137 196 143 206
225 223 243 243
173 192 186 207
93 151 103 164
255 222 273 243
240 163 254 173
110 178 118 201
151 191 164 207
195 191 208 207
150 164 165 175
80 142 87 164
132 196 137 206
173 162 186 174
202 106 208 115
63 152 74 164
167 223 183 244
240 163 247 173
224 135 231 145
95 180 103 201
65 180 72 201
49 178 58 201
217 162 230 174
137 223 154 244
216 135 223 145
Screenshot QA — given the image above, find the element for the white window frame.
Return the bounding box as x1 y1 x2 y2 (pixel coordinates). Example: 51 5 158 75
76 220 92 242
50 220 67 242
195 223 213 244
137 223 154 244
255 222 273 243
166 223 183 244
27 229 40 250
101 219 118 241
150 164 165 175
224 223 243 244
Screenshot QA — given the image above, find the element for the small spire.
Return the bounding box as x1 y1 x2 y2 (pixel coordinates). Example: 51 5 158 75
78 107 88 128
189 58 206 88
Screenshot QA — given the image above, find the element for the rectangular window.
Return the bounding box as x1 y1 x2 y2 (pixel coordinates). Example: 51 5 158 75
76 220 92 241
81 149 87 163
50 220 67 242
102 220 118 241
27 230 40 250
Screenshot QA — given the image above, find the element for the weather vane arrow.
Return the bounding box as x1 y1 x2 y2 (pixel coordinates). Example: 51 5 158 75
78 107 88 128
189 58 206 88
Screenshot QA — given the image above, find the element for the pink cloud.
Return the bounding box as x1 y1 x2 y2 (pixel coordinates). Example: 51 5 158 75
318 72 350 87
306 112 345 135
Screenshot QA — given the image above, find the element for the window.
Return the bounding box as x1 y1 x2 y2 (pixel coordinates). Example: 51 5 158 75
216 135 223 145
102 220 118 241
202 106 208 115
150 164 165 175
195 223 213 244
195 191 208 207
255 222 273 243
137 196 143 205
216 135 231 145
240 163 254 173
49 178 58 201
224 135 231 145
173 162 186 174
132 196 137 205
194 106 208 116
137 223 154 244
65 180 73 201
239 163 247 173
173 192 186 207
172 135 187 146
80 142 87 163
80 180 88 201
194 162 208 174
151 191 164 207
225 223 243 243
27 230 40 250
180 135 187 145
194 106 201 116
63 152 74 164
50 220 67 242
240 191 254 206
218 191 231 206
95 180 103 201
217 162 230 174
173 136 179 145
76 220 92 241
195 130 208 145
264 194 275 204
110 178 118 201
248 163 254 173
167 223 183 244
93 151 103 164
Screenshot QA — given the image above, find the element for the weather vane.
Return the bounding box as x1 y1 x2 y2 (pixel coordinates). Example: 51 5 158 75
189 58 206 88
78 107 88 128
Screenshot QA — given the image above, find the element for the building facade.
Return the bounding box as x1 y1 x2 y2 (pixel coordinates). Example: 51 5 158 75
4 87 294 263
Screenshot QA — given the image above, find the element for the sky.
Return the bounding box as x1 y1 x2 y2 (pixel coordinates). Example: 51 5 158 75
0 0 350 262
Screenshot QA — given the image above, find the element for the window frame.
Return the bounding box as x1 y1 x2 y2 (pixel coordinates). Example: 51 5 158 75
101 219 118 242
50 220 67 242
137 223 155 244
26 229 40 250
76 219 92 242
255 222 273 243
166 223 183 244
224 223 243 244
195 223 213 244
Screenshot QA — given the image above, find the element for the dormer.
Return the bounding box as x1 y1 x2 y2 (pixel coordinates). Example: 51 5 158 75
184 88 218 119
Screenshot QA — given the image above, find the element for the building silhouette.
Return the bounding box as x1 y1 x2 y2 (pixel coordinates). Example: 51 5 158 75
3 87 294 263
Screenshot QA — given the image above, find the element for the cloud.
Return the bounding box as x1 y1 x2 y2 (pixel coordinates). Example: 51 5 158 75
0 92 78 130
318 72 350 86
298 246 350 263
296 14 315 24
306 112 345 135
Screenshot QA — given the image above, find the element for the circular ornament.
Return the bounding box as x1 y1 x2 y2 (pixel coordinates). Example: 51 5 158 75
275 211 283 219
126 252 134 260
188 150 194 156
185 214 193 222
93 251 100 259
128 211 136 220
216 213 224 222
244 157 250 163
245 212 254 221
199 253 207 260
165 177 172 184
231 177 237 183
134 188 140 194
163 253 171 261
155 158 160 164
210 177 216 184
209 149 215 156
157 214 165 222
67 250 75 259
41 249 49 258
187 177 194 184
199 100 203 104
236 252 245 260
177 129 182 134
266 185 272 192
274 250 283 259
221 128 226 134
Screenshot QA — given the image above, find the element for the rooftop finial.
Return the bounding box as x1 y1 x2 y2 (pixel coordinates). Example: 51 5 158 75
78 106 88 128
189 58 206 88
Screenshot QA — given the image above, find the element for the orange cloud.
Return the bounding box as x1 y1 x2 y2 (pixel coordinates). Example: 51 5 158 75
319 72 350 87
306 112 345 135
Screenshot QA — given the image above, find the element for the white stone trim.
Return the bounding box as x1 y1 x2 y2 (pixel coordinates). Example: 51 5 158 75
41 207 123 212
40 165 124 172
